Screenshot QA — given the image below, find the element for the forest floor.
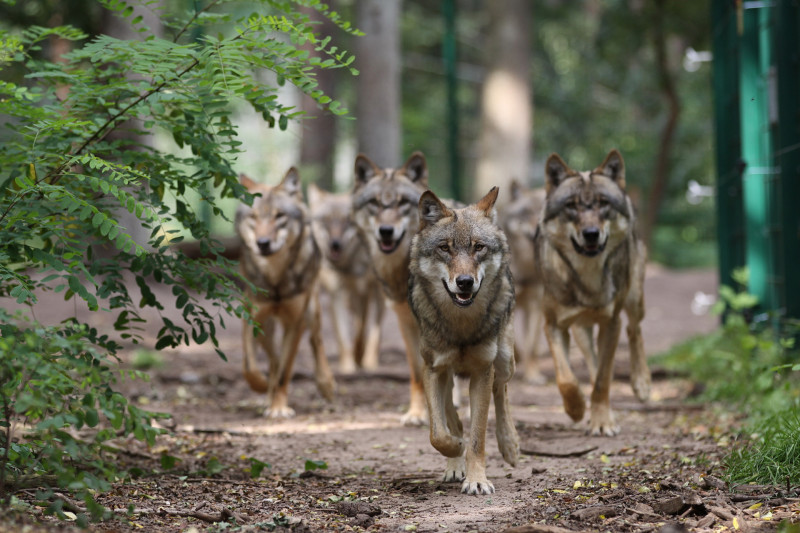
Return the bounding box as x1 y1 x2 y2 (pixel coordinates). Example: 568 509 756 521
4 265 799 533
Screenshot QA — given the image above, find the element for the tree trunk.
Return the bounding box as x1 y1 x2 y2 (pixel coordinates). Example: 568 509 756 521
299 8 337 190
474 0 531 207
355 0 401 166
643 0 681 247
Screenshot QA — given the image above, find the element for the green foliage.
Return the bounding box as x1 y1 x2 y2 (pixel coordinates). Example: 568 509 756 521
654 269 800 487
725 413 800 486
654 270 799 414
0 0 356 520
303 458 328 471
0 308 164 524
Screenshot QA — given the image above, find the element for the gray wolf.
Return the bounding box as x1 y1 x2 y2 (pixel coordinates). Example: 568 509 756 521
236 168 335 418
535 149 650 436
308 184 385 374
409 186 520 495
501 181 548 384
351 152 430 425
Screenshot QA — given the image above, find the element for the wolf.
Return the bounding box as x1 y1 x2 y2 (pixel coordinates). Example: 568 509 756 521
351 152 430 425
307 184 385 374
408 186 520 495
535 149 650 436
235 168 336 418
501 181 548 384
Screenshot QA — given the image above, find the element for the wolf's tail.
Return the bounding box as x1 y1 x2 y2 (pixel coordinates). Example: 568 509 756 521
243 350 270 393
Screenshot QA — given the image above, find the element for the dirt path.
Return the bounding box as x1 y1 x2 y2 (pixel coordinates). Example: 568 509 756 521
7 266 799 532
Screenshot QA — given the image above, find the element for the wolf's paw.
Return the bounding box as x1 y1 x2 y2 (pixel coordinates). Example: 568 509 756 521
338 358 358 375
461 477 495 495
401 406 429 427
316 378 336 402
588 405 619 436
497 430 520 467
265 405 295 419
442 457 466 483
631 369 652 403
557 382 585 422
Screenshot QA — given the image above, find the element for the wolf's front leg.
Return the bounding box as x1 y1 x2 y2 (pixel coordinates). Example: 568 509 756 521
422 362 464 461
309 291 336 401
589 315 622 436
462 364 494 495
266 313 306 419
544 321 585 422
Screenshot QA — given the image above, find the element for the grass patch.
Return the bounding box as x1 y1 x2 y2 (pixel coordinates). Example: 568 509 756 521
653 268 800 487
725 413 800 486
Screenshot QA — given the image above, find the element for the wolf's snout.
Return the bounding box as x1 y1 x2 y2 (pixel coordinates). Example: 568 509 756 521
379 225 395 239
455 275 474 291
256 238 272 255
330 239 342 252
582 227 600 244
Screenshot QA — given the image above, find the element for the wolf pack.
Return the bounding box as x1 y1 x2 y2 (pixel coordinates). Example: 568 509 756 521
234 149 651 496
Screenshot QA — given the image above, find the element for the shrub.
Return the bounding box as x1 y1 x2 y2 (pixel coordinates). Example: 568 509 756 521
0 0 358 523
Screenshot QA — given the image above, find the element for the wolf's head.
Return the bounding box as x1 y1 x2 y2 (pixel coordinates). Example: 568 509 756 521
307 184 364 267
236 167 308 258
413 187 507 308
541 150 631 258
351 152 429 256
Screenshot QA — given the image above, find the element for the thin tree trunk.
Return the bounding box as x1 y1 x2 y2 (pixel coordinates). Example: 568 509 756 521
299 8 337 190
643 0 681 247
355 0 401 166
474 0 531 207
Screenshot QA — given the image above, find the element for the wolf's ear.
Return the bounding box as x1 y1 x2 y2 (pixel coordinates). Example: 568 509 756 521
418 190 451 228
354 154 379 190
594 149 626 190
280 167 302 198
401 151 428 186
545 153 571 196
476 186 499 221
307 183 324 210
510 179 523 202
240 174 258 191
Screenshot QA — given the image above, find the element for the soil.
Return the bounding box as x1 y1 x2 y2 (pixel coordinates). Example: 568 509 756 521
4 266 799 532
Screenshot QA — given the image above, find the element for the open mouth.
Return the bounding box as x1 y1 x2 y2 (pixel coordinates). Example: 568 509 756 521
378 232 404 254
571 236 607 257
441 280 476 308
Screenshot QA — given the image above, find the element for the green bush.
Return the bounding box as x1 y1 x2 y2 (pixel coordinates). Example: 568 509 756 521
0 0 357 523
654 268 800 487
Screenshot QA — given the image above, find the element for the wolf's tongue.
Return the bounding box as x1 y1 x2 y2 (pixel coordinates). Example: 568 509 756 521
379 241 394 252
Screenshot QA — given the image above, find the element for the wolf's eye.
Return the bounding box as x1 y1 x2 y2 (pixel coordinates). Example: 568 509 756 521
597 197 609 208
565 200 578 210
474 243 485 252
438 243 450 253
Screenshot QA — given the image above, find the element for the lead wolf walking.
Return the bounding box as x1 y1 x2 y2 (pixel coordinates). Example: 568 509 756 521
408 187 520 495
535 149 650 436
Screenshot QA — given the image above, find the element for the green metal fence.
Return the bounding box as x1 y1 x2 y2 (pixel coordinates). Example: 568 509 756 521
712 0 800 319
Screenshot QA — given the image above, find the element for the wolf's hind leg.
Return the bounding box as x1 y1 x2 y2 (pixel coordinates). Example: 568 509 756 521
625 287 651 403
494 326 520 466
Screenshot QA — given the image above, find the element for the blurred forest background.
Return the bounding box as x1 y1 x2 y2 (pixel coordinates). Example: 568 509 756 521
0 0 717 269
